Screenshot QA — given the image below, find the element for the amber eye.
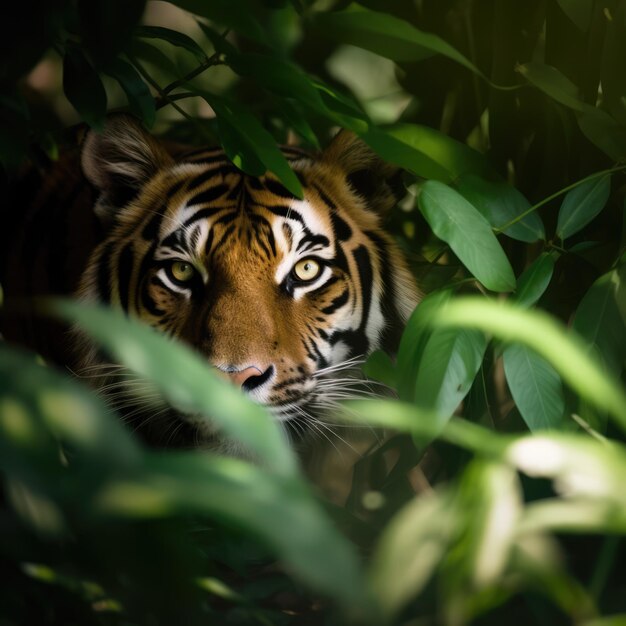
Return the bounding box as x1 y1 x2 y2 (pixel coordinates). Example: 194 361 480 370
292 258 322 282
169 261 196 283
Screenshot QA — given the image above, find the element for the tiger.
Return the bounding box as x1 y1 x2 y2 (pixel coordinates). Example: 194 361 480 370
1 114 420 451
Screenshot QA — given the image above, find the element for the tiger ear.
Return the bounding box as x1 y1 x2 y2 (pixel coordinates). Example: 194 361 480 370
81 114 172 223
321 130 405 215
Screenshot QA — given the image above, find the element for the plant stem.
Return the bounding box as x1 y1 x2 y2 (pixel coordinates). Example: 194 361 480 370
494 164 626 234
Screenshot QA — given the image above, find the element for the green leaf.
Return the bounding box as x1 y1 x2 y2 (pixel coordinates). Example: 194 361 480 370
417 181 516 292
362 124 498 184
314 4 485 79
62 45 107 129
503 344 565 431
430 298 626 431
134 25 207 62
577 108 626 163
197 90 303 198
514 253 555 308
573 271 625 376
0 345 140 472
52 301 299 476
413 328 488 423
127 39 180 80
516 62 587 112
396 290 452 401
102 58 155 127
555 0 593 31
95 453 372 615
368 489 459 619
362 350 397 389
456 175 545 242
556 174 611 240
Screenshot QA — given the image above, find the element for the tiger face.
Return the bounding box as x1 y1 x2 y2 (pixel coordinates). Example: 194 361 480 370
77 115 419 447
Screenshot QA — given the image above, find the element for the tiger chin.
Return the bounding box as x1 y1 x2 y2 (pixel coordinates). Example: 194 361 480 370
3 114 420 453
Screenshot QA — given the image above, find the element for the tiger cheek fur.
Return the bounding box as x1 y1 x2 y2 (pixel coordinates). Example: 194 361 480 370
70 115 421 448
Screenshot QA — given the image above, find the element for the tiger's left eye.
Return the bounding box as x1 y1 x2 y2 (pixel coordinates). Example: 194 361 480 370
292 258 322 282
169 261 196 283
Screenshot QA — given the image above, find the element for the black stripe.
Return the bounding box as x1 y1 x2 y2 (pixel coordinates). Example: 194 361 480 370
263 204 304 225
330 211 352 241
264 177 298 200
166 179 185 198
297 234 330 252
142 210 163 241
313 183 337 210
321 288 349 315
187 183 229 207
187 169 222 192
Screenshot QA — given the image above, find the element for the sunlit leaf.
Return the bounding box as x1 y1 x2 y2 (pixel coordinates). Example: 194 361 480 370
62 44 107 129
556 173 611 240
362 350 397 389
53 301 299 476
95 453 373 615
315 4 485 78
431 298 626 431
503 344 565 431
456 174 545 242
368 489 458 619
363 124 497 183
417 181 516 292
577 108 626 163
514 253 555 308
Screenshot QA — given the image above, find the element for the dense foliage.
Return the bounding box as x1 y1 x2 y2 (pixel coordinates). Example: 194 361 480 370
1 0 625 624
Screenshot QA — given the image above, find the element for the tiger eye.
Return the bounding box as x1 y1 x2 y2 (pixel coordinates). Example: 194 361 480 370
170 261 195 282
293 258 321 282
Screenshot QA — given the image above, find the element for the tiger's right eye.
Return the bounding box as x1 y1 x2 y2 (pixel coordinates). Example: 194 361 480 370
169 261 196 284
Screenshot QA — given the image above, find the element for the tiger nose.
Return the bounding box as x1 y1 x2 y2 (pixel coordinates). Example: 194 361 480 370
226 366 274 391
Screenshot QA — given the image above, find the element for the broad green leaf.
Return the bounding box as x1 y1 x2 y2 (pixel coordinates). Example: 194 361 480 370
102 58 155 127
62 45 107 129
275 99 320 149
514 253 555 308
363 124 497 183
430 298 626 431
577 108 626 163
53 301 299 476
396 290 452 401
516 62 587 112
95 453 372 615
457 461 522 587
134 26 207 62
417 181 516 292
555 0 593 31
556 173 611 240
368 489 458 619
127 39 180 80
362 350 397 389
503 344 565 431
314 4 485 79
197 90 303 198
456 174 545 242
0 345 140 472
413 328 487 422
601 4 626 125
573 271 625 376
